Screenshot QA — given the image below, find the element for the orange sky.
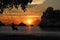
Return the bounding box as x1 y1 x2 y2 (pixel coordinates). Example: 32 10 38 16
0 15 41 25
0 5 42 25
0 0 60 25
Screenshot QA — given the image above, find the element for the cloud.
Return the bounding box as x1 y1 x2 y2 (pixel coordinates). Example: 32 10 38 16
29 0 46 5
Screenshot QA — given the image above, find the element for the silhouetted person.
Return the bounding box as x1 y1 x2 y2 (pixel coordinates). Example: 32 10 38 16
11 23 18 31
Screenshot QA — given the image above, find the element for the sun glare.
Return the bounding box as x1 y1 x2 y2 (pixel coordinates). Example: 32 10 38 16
27 20 32 25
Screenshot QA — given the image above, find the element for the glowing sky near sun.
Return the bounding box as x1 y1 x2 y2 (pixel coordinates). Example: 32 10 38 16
0 5 42 25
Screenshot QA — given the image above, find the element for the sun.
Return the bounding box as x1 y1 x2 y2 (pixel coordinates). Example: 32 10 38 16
27 20 32 25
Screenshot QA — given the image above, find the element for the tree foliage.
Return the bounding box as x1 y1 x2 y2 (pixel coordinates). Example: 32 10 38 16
0 0 33 14
39 7 60 28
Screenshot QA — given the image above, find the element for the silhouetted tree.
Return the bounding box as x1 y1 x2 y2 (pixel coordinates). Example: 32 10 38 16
42 7 54 19
0 0 33 14
39 7 60 29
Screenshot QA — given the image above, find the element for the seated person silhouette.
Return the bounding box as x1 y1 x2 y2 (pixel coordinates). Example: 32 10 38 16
11 23 18 31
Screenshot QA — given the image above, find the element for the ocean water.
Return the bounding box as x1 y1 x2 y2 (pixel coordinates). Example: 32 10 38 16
0 26 41 35
0 26 60 36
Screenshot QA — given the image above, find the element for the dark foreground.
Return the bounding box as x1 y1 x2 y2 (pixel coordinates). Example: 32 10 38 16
0 26 60 40
0 34 60 40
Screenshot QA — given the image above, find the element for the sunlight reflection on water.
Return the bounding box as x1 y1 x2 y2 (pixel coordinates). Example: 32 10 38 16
0 26 41 34
0 26 60 36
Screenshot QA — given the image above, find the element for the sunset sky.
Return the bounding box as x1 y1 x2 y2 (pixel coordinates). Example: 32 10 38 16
0 0 60 25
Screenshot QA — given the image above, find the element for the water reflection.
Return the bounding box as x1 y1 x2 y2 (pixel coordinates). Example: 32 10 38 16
27 26 32 34
0 26 41 34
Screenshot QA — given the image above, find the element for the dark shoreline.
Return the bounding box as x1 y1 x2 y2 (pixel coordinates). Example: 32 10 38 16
0 34 60 40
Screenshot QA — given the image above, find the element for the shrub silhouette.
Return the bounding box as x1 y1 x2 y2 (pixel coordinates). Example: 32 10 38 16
39 7 60 28
18 22 26 26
